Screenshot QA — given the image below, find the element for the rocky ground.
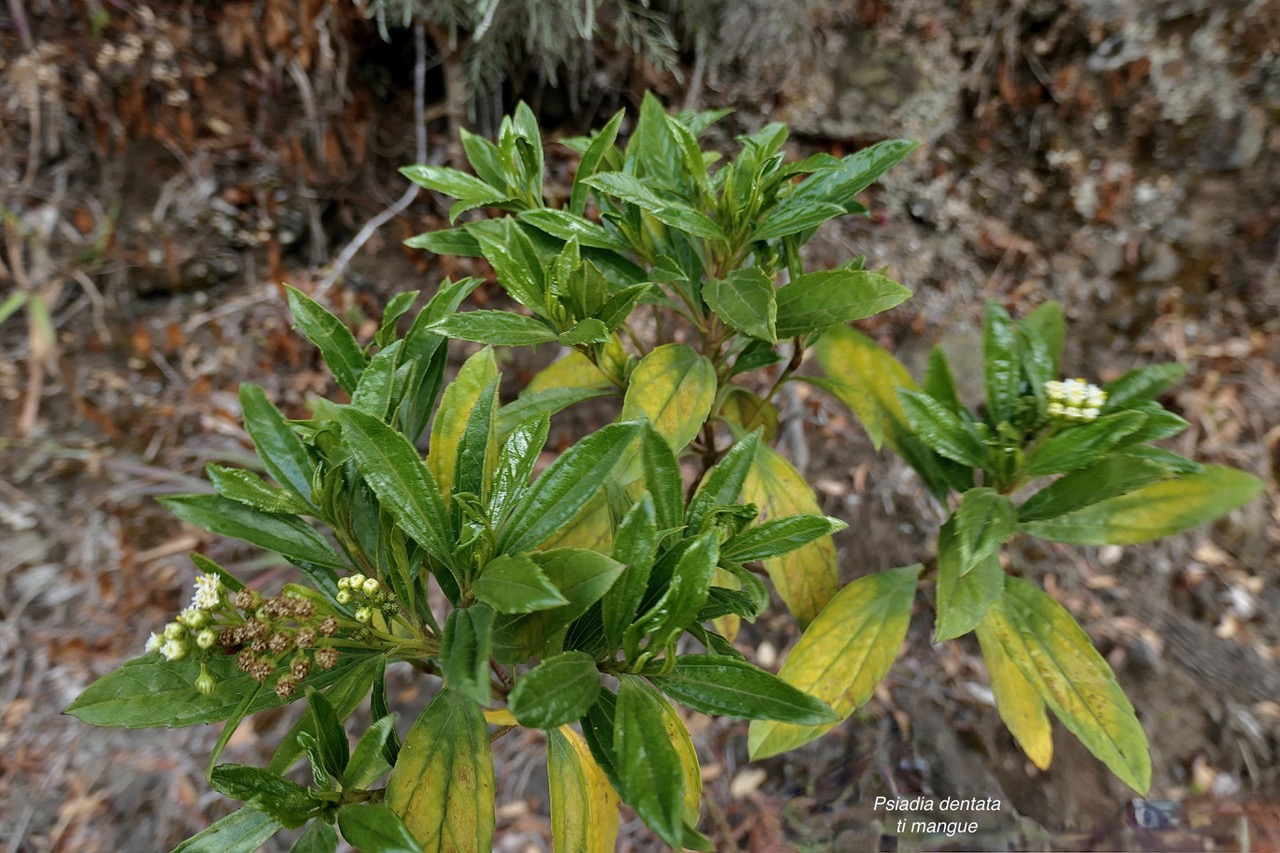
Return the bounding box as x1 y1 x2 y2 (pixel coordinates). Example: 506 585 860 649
2 1 1278 850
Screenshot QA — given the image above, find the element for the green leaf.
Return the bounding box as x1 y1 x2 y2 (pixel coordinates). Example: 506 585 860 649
982 301 1019 425
496 387 613 438
603 495 658 649
1018 453 1171 522
639 423 684 531
723 515 846 562
344 715 396 790
454 376 499 508
975 615 1052 771
490 548 624 662
704 269 777 342
401 164 502 202
160 494 344 571
269 656 382 775
547 726 620 853
621 344 716 454
626 532 719 662
335 407 454 568
239 384 314 505
559 318 611 346
285 286 366 395
1018 465 1264 544
290 819 338 853
922 346 963 414
404 226 483 258
983 577 1150 792
739 443 839 628
518 208 628 251
67 649 378 729
489 416 550 526
748 564 919 759
338 803 422 853
210 764 321 829
584 172 726 240
170 808 282 853
951 487 1017 574
471 219 545 311
429 311 557 346
206 464 312 515
387 688 495 853
305 688 350 782
441 604 494 706
781 138 919 215
1024 411 1147 476
774 270 911 338
1020 301 1065 376
596 283 651 332
473 553 569 613
426 347 497 508
512 101 545 201
499 421 640 554
751 201 846 241
897 390 986 467
686 430 760 532
933 512 1005 643
1103 363 1187 411
509 651 601 729
614 676 686 848
570 109 625 215
376 291 420 346
351 340 403 420
649 655 838 724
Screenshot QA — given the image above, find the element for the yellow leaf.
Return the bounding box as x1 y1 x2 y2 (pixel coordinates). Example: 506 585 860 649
388 688 495 852
548 726 620 853
748 565 918 759
812 325 917 451
540 493 613 552
483 708 517 726
711 568 741 643
975 615 1053 770
526 349 610 394
717 387 778 442
984 577 1151 793
741 444 839 626
654 688 702 827
427 348 497 502
621 344 716 453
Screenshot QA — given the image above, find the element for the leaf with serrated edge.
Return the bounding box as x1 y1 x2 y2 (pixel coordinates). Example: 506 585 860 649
975 617 1052 771
239 384 314 505
740 444 839 627
704 269 777 342
613 676 685 846
285 286 366 395
748 565 919 759
649 656 838 724
509 651 601 729
983 577 1149 792
774 270 910 338
548 726 620 853
387 688 495 852
473 553 568 613
337 803 420 853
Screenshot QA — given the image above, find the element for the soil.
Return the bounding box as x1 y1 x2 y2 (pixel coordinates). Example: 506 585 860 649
2 2 1278 851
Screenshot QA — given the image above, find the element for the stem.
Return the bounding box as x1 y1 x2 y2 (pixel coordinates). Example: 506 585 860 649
746 336 805 431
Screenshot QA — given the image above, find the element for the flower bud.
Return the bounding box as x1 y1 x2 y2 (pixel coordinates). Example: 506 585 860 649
349 573 367 590
163 622 187 640
182 608 211 629
336 590 352 605
354 607 372 624
195 669 216 696
361 577 381 597
196 628 218 650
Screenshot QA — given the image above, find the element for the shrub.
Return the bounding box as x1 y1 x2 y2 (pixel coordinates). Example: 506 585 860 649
68 94 1263 851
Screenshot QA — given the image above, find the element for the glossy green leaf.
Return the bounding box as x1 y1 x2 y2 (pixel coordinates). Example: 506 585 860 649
509 651 601 729
268 656 382 775
922 346 963 414
473 553 569 613
748 564 919 759
639 423 684 531
488 416 549 526
351 340 403 420
951 487 1016 574
210 765 320 829
982 301 1019 425
1017 453 1171 522
621 344 716 454
1020 301 1065 376
585 172 726 240
471 219 545 311
723 515 847 563
387 688 495 852
427 347 498 505
649 678 704 837
983 577 1150 792
337 803 421 853
559 319 611 346
344 715 396 790
239 384 314 505
603 494 658 648
305 688 349 782
740 443 839 627
780 138 919 216
159 495 344 570
1019 465 1264 545
774 270 910 338
289 819 337 853
441 604 494 706
460 127 506 190
499 421 640 554
429 311 557 346
1024 411 1147 476
627 532 719 661
933 514 1004 642
1103 363 1187 411
686 430 760 532
570 109 625 215
897 390 986 467
401 163 501 201
704 269 777 342
285 285 366 395
649 655 839 724
614 676 685 847
975 615 1052 771
335 408 453 567
170 808 282 853
404 226 483 258
454 377 499 506
751 201 847 242
547 726 620 852
206 464 311 515
518 208 628 251
496 387 613 438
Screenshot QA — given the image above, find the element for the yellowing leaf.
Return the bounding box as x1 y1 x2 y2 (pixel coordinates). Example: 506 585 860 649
975 615 1052 770
812 324 917 451
428 348 497 502
654 687 702 827
711 568 742 643
984 577 1150 793
540 493 613 552
1018 465 1264 545
548 726 620 853
526 349 610 394
748 565 919 759
483 708 517 726
388 688 495 852
740 444 839 626
621 344 716 453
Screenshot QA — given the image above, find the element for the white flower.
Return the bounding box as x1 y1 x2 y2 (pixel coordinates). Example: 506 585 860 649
1044 378 1107 422
192 573 223 610
160 638 188 661
145 632 162 653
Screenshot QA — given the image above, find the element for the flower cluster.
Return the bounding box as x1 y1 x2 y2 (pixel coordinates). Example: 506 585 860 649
1045 378 1107 422
145 572 343 699
336 573 397 625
